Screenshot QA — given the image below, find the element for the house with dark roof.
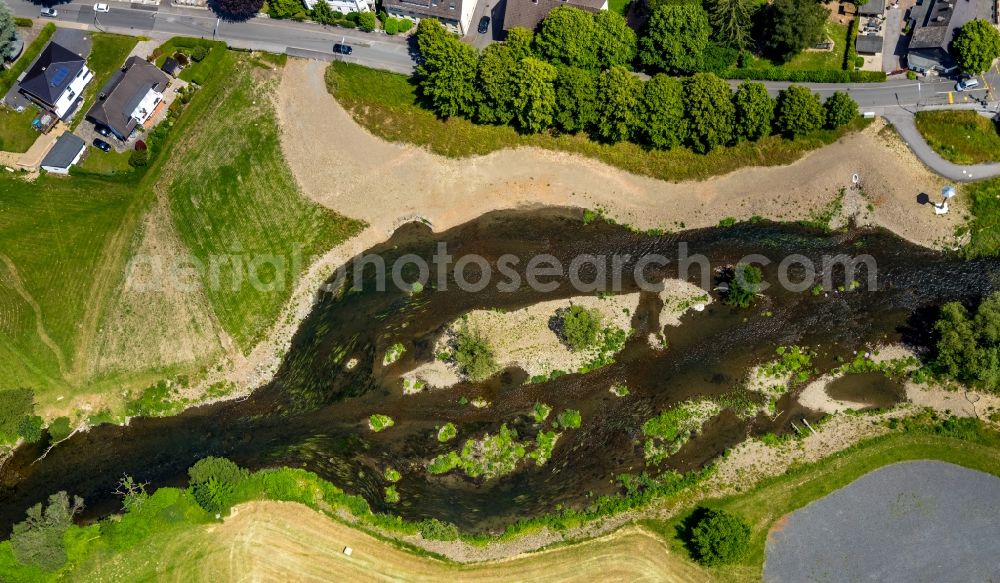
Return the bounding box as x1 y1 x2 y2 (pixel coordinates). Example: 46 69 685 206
503 0 608 32
40 133 86 175
383 0 475 35
18 42 93 119
86 56 171 142
856 33 884 55
857 0 885 17
906 0 989 73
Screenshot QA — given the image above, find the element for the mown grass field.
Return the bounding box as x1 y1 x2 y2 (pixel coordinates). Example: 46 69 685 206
0 39 363 424
165 52 364 350
0 174 135 391
70 33 139 131
915 110 1000 165
325 62 866 183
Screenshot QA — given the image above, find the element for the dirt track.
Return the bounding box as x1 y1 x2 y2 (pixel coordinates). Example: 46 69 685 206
277 59 963 251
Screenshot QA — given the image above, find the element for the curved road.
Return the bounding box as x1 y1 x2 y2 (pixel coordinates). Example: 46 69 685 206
884 108 1000 182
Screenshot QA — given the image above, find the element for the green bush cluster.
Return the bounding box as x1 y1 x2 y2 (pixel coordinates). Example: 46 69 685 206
380 14 413 35
932 291 1000 391
725 264 763 307
560 305 603 351
687 508 751 565
453 326 497 382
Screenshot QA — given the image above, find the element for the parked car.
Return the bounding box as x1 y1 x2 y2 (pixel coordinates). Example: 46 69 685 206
956 77 980 92
94 3 110 12
95 125 112 137
478 16 490 34
333 43 353 55
93 139 111 153
40 7 58 17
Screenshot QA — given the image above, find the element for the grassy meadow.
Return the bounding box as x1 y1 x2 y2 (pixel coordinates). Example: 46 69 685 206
325 62 867 183
164 52 364 349
915 110 1000 165
0 39 363 430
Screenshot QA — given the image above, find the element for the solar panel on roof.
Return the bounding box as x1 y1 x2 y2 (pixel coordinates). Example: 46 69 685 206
50 66 69 87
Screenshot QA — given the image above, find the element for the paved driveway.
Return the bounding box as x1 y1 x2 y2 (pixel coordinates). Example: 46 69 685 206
881 4 903 73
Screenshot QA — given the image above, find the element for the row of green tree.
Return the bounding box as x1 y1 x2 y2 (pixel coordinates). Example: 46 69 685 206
416 20 858 153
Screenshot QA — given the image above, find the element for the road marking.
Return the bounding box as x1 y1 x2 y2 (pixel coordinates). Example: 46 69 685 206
948 91 953 104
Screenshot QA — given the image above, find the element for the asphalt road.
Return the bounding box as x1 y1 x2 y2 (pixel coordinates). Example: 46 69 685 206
9 0 417 73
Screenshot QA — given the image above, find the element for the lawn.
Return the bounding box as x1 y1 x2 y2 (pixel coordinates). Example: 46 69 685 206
326 62 867 183
75 148 134 176
71 33 139 131
608 0 630 16
963 176 1000 258
0 173 135 392
773 21 848 71
165 52 364 350
152 37 228 85
0 107 40 153
914 110 1000 165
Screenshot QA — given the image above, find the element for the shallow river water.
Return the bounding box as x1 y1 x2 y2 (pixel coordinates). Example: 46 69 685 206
1 209 998 535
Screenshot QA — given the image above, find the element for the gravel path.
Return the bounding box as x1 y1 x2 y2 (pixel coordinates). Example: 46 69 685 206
885 108 1000 182
764 460 1000 583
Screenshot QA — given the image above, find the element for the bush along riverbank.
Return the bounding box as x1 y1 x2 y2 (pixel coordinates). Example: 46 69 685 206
4 410 1000 578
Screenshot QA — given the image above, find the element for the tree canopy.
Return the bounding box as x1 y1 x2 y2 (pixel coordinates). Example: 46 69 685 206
560 305 604 351
641 74 687 149
10 492 84 572
706 0 755 50
732 81 775 141
640 4 711 74
535 6 636 70
512 57 558 133
553 66 598 133
952 18 1000 74
682 73 735 152
763 0 827 62
774 84 824 137
0 1 16 64
933 292 1000 390
688 508 752 565
823 91 858 129
209 0 264 20
415 19 480 118
594 66 644 143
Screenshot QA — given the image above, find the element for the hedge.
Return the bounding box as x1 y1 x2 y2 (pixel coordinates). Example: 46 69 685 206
14 17 33 27
844 17 859 71
719 67 886 83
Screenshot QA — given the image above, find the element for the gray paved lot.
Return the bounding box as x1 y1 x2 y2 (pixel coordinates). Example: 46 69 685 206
764 460 1000 583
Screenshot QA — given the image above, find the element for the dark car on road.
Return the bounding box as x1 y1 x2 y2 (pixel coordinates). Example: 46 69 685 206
93 138 111 152
95 125 112 137
478 16 490 34
333 43 353 55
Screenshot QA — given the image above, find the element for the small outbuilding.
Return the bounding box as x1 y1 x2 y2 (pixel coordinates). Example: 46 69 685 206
857 0 885 17
161 57 181 77
40 133 86 175
855 34 884 55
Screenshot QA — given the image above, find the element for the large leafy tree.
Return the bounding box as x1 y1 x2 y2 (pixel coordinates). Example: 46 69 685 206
0 1 16 63
505 26 535 60
415 19 480 119
706 0 754 50
534 6 599 70
823 91 858 129
476 43 519 125
10 492 84 572
952 18 1000 74
593 10 638 69
210 0 264 20
640 4 711 74
682 72 735 153
689 508 752 565
641 74 686 150
594 66 643 143
732 81 774 141
933 292 1000 390
553 66 598 133
774 84 824 137
763 0 827 62
512 57 558 134
310 0 336 25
